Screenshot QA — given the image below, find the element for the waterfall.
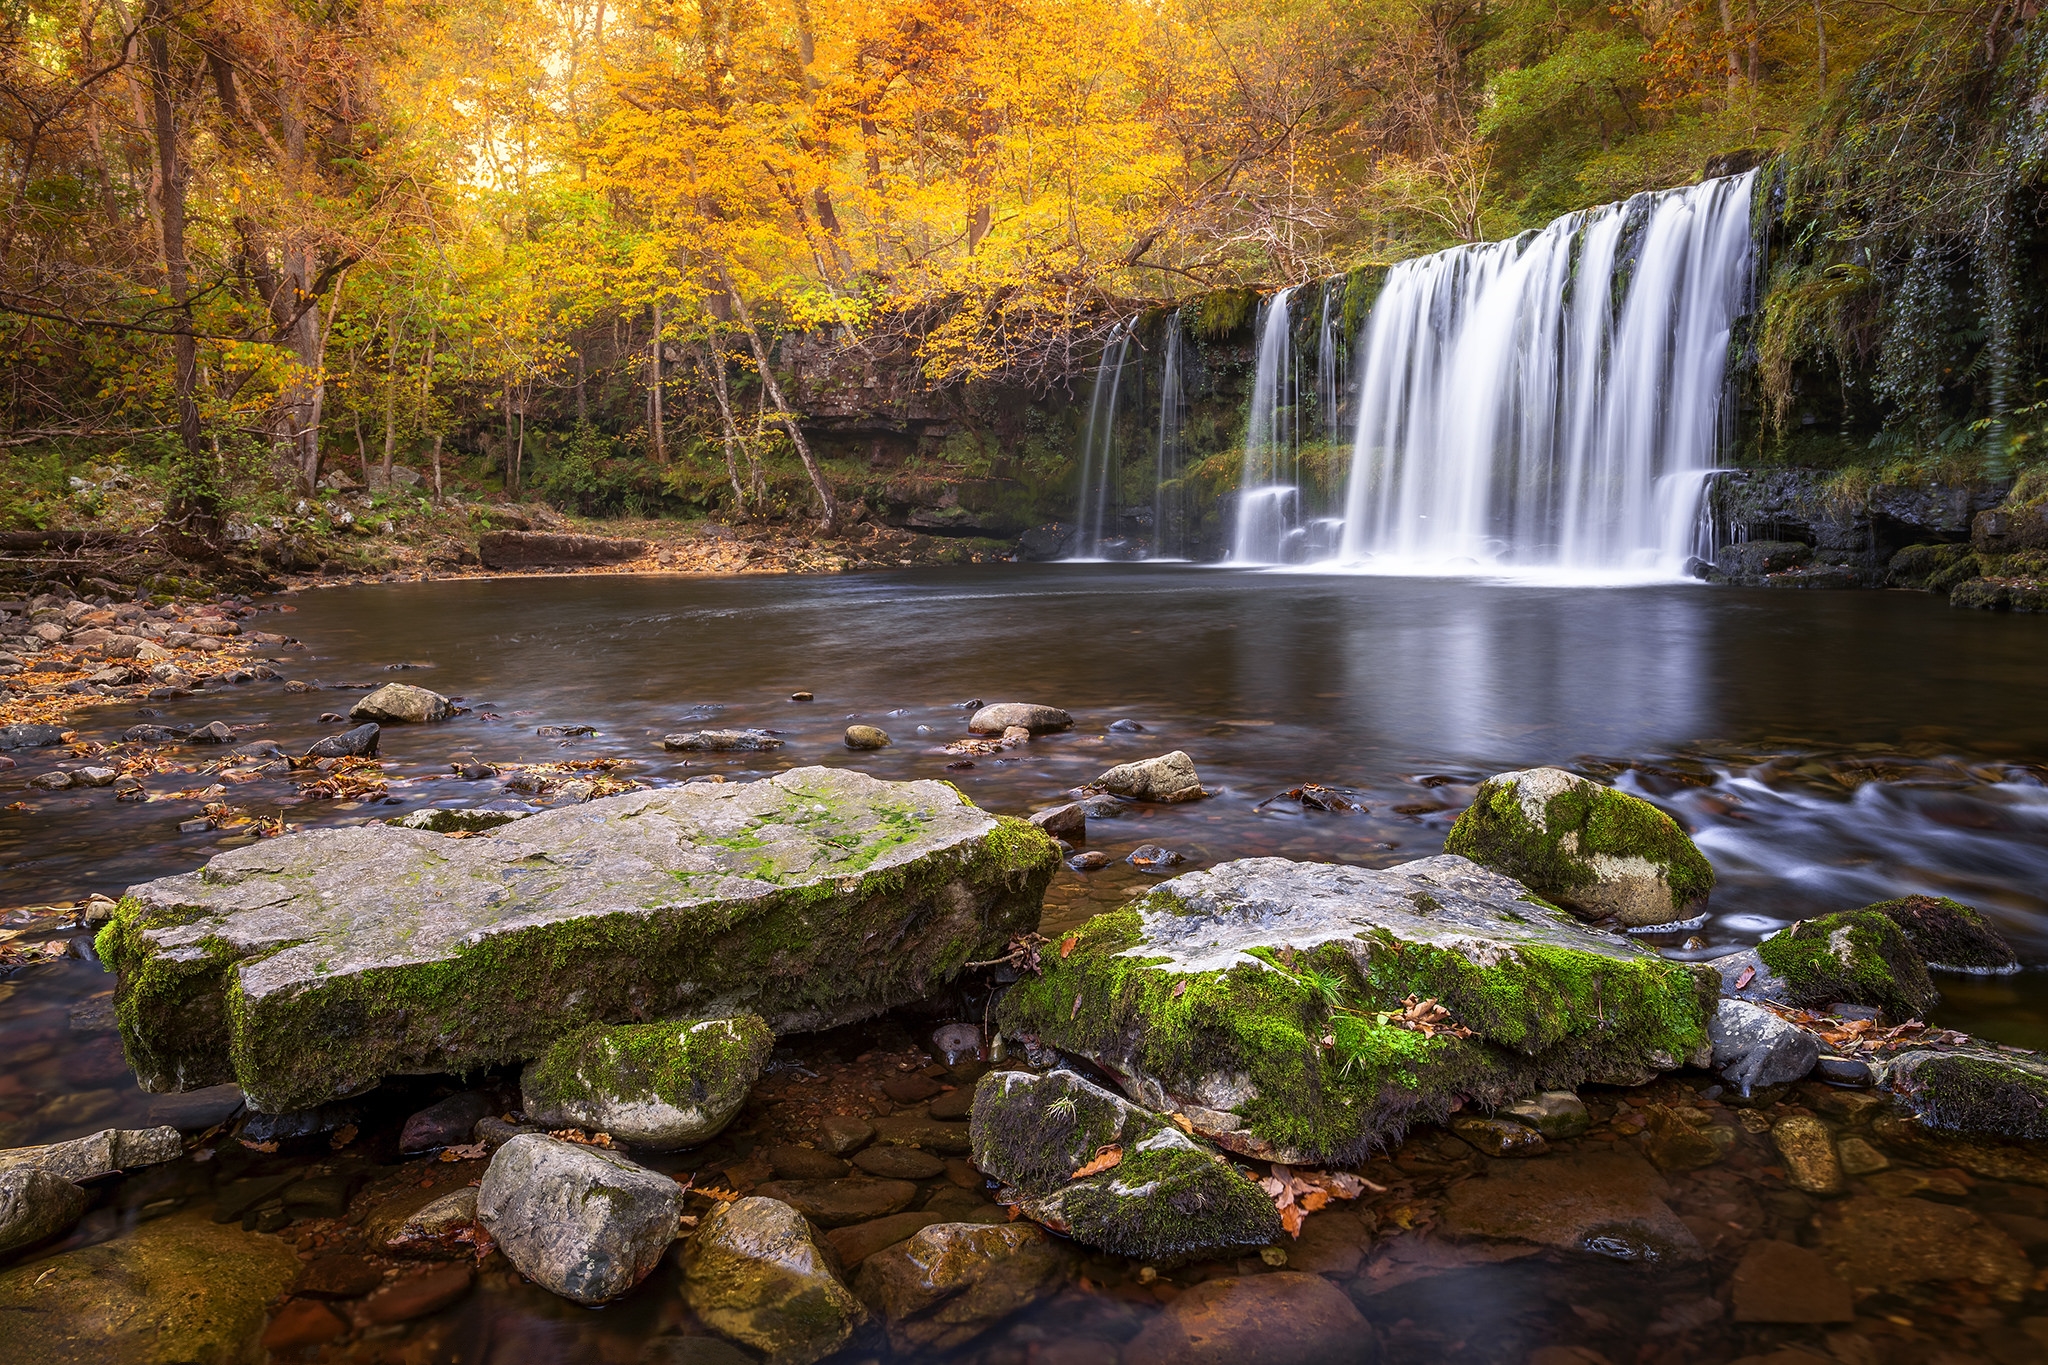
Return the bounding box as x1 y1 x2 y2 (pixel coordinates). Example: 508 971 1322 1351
1070 323 1134 559
1231 287 1300 564
1153 316 1188 559
1317 284 1342 442
1335 170 1756 579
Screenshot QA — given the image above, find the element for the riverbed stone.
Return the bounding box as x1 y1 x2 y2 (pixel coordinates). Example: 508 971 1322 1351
1863 895 2017 971
844 725 890 750
681 1196 866 1365
663 729 784 751
350 682 453 724
1710 999 1821 1096
854 1146 945 1179
1887 1048 2048 1141
0 1207 300 1363
1498 1090 1590 1140
1091 751 1205 803
1029 802 1086 840
1751 909 1940 1021
477 1134 683 1303
401 1091 497 1151
996 854 1716 1164
0 1125 182 1183
818 1116 875 1155
1441 1148 1703 1264
1122 1271 1370 1365
1729 1239 1855 1323
751 1178 918 1226
521 1015 772 1149
967 703 1071 735
825 1211 947 1267
1811 1194 2032 1300
853 1221 1073 1352
0 1165 88 1254
969 1068 1281 1261
101 767 1057 1112
1443 767 1715 926
307 722 380 759
1770 1114 1844 1194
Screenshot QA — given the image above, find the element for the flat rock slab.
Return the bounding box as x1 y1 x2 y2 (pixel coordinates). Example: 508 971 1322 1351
998 855 1715 1164
103 767 1058 1111
478 531 650 568
1440 1149 1703 1265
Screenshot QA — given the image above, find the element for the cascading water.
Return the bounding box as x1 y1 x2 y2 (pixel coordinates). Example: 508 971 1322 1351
1317 283 1343 442
1231 287 1301 564
1336 170 1756 578
1069 323 1133 559
1152 316 1188 560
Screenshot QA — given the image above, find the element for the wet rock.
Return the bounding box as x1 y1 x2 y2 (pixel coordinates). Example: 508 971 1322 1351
826 1211 947 1268
401 1091 497 1152
1712 539 1812 581
1029 802 1086 840
872 1115 972 1153
662 729 784 751
881 1073 942 1105
296 1253 385 1298
1862 894 2017 971
1811 1194 2032 1299
818 1116 875 1155
69 765 117 787
931 1022 984 1067
1770 1115 1843 1194
1288 1208 1368 1275
0 1207 300 1362
681 1196 866 1365
1108 718 1146 733
386 1185 480 1248
474 1114 546 1149
1710 999 1821 1096
854 1147 945 1179
1888 1047 2048 1141
123 722 187 742
1127 844 1187 871
1498 1090 1590 1140
0 723 69 750
28 770 72 789
970 1068 1280 1261
1091 750 1204 803
307 722 380 759
0 1165 88 1254
1814 1054 1875 1087
1450 1115 1548 1157
1637 1104 1734 1171
0 1125 183 1183
1066 850 1109 871
1440 1148 1703 1264
641 1336 762 1365
1836 1135 1889 1175
997 855 1716 1164
1748 909 1940 1022
752 1178 918 1226
1443 767 1715 927
187 720 236 743
844 725 891 750
477 1134 683 1303
928 1088 974 1121
522 1016 772 1149
263 1299 349 1349
1123 1271 1372 1365
362 1263 474 1323
1729 1239 1854 1323
393 804 531 833
105 768 1058 1111
966 703 1071 736
853 1221 1072 1352
145 1083 245 1133
240 1101 362 1143
760 1146 850 1180
351 682 454 724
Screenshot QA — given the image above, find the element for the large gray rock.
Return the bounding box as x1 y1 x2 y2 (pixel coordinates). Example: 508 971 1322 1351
967 703 1071 736
102 767 1058 1112
969 1069 1279 1261
1709 999 1820 1096
0 1126 183 1183
350 682 453 724
477 1134 682 1304
1091 751 1204 803
0 1166 88 1255
1444 767 1715 926
681 1196 866 1365
522 1016 772 1148
997 855 1717 1164
853 1221 1071 1352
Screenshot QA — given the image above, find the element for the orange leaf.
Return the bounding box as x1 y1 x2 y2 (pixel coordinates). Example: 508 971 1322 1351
1279 1202 1307 1238
1170 1112 1194 1135
1061 935 1079 958
1299 1188 1331 1214
1172 980 1186 999
1070 1144 1123 1179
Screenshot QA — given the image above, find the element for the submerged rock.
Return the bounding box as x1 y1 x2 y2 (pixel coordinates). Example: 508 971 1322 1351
996 855 1715 1164
350 682 454 724
681 1196 866 1365
1888 1048 2048 1141
1441 1148 1702 1264
969 1068 1281 1261
967 703 1071 735
663 729 784 752
853 1222 1072 1352
521 1016 773 1148
477 1134 682 1303
1123 1272 1370 1365
1862 895 2018 972
101 768 1057 1111
0 1166 88 1255
1709 998 1820 1097
1092 750 1204 803
400 1091 497 1152
1443 767 1714 926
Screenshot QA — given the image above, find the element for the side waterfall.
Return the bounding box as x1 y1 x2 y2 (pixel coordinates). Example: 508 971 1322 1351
1336 170 1756 577
1069 323 1133 559
1231 287 1300 564
1152 315 1188 559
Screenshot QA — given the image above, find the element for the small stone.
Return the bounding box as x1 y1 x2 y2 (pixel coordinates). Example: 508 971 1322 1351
387 1186 480 1248
362 1263 474 1324
522 1016 773 1150
967 703 1072 736
1028 803 1086 840
681 1196 866 1365
1108 719 1146 733
854 1147 945 1179
261 1299 349 1350
790 692 814 702
401 1091 496 1152
872 1116 972 1154
662 728 783 751
1126 844 1187 871
1067 850 1109 871
1001 725 1032 744
943 1158 980 1189
750 1179 918 1227
825 1212 947 1268
187 720 237 743
1836 1136 1889 1176
1730 1239 1854 1323
927 1088 974 1121
0 1166 87 1255
27 771 71 789
853 1221 1073 1352
761 1146 851 1180
882 1073 943 1104
1450 1115 1548 1157
818 1116 875 1155
844 725 891 750
1771 1115 1844 1195
307 722 380 759
69 766 117 787
1123 1272 1369 1365
350 682 454 724
1498 1091 1590 1140
477 1134 684 1304
1814 1055 1874 1087
1091 751 1204 803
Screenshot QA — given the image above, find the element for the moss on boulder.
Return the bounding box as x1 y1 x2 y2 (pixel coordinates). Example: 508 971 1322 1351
1864 896 2018 972
1753 909 1939 1022
1889 1049 2048 1142
995 855 1716 1166
969 1068 1280 1261
522 1015 773 1148
1444 768 1714 926
100 767 1058 1112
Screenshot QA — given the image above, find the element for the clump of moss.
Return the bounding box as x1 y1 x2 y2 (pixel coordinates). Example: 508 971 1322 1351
1886 543 1980 591
1755 910 1939 1021
1893 1051 2048 1141
1862 895 2017 972
1444 768 1715 925
1189 288 1260 340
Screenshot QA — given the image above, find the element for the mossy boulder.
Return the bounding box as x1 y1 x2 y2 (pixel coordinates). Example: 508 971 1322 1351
682 1196 867 1365
101 767 1059 1112
995 855 1717 1166
1889 1049 2048 1141
1751 910 1940 1022
968 1068 1280 1261
1864 896 2018 972
1444 768 1714 927
522 1016 773 1148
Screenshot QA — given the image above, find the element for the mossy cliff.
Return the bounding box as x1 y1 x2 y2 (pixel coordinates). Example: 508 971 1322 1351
996 855 1716 1167
98 767 1058 1113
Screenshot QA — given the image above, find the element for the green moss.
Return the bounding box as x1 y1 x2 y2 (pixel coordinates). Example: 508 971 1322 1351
1899 1052 2048 1141
525 1015 773 1112
1755 909 1939 1021
1861 895 2016 971
1341 264 1389 338
1057 1141 1279 1261
1189 288 1260 340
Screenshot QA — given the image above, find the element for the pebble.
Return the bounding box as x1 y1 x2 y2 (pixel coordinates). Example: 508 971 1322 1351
1835 1135 1890 1175
881 1073 943 1104
790 691 813 701
1814 1054 1875 1087
927 1088 974 1121
1450 1114 1548 1157
260 1299 348 1350
1499 1091 1590 1140
825 1212 946 1268
1028 802 1086 840
1067 851 1109 871
1770 1115 1843 1195
818 1116 876 1155
1123 1272 1368 1365
761 1146 851 1180
750 1178 917 1226
1126 844 1186 871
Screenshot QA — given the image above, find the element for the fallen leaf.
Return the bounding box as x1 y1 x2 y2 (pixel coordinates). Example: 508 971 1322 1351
439 1141 489 1161
1170 1112 1194 1135
238 1138 279 1153
1735 965 1756 990
1172 980 1186 999
1070 1144 1123 1179
328 1124 358 1151
1279 1202 1307 1237
1061 935 1079 958
1072 993 1083 1020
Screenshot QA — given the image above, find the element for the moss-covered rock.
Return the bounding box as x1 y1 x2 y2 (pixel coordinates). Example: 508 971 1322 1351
995 855 1716 1166
1889 1049 2048 1142
1443 768 1714 926
1753 910 1939 1022
969 1068 1280 1261
521 1016 772 1148
1863 895 2017 972
101 767 1059 1112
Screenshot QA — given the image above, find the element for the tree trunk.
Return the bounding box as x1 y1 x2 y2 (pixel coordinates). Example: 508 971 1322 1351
502 379 516 493
650 301 666 464
430 433 443 504
1718 0 1740 93
722 276 835 530
380 313 404 481
694 343 748 510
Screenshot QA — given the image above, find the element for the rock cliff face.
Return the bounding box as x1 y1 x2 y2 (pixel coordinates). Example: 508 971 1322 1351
1703 469 2008 586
